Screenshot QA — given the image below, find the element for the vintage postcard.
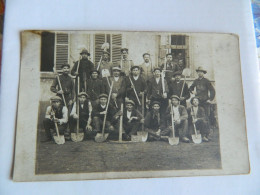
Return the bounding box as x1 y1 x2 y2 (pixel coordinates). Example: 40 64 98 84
13 31 249 181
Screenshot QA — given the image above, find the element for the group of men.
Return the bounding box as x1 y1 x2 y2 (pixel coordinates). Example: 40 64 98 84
43 47 216 143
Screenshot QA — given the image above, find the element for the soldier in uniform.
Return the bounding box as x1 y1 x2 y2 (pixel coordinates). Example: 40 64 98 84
168 71 190 107
86 70 104 106
50 63 74 108
187 97 209 142
160 53 177 84
125 66 147 110
147 68 169 113
71 49 95 92
103 66 126 109
96 51 113 78
69 92 93 137
139 53 153 82
165 95 190 143
43 96 68 142
189 67 216 129
116 48 134 76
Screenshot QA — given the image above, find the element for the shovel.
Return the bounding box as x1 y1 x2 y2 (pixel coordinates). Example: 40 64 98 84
95 82 113 143
53 118 65 145
71 75 84 142
180 68 191 99
168 104 179 145
191 107 202 144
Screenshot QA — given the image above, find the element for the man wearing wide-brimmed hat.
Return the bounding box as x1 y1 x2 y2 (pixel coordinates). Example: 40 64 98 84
189 66 215 131
168 70 190 107
43 96 68 142
116 48 134 76
50 63 74 108
95 50 113 78
71 49 95 92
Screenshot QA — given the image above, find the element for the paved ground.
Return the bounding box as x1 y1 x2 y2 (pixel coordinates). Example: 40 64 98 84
36 128 221 174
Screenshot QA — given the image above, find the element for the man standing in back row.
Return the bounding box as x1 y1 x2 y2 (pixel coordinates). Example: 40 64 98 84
116 48 134 76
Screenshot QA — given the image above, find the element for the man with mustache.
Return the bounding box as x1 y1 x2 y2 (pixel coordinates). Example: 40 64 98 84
139 53 153 82
116 48 134 76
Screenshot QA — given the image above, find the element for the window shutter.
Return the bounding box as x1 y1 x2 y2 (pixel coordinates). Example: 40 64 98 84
111 34 122 63
94 34 105 64
55 33 69 71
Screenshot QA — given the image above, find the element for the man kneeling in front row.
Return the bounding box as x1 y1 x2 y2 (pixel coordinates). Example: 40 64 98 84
43 96 68 142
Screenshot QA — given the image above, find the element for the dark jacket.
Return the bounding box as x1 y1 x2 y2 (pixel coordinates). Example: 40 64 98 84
86 78 104 101
144 110 166 131
165 105 188 125
187 106 206 123
71 58 95 81
123 108 143 124
92 103 116 122
125 75 147 102
103 76 126 98
147 77 169 100
168 80 190 106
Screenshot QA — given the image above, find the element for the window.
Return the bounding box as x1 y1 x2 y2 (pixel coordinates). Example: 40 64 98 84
94 34 122 64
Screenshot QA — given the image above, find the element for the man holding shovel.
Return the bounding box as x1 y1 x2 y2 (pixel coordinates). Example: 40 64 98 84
43 96 68 142
187 97 209 142
69 92 93 139
165 95 190 143
96 51 113 78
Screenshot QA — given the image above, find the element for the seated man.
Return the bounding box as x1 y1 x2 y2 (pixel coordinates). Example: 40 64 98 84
144 101 166 141
187 97 209 142
69 92 93 138
92 94 117 136
115 100 144 140
43 96 68 142
165 95 190 143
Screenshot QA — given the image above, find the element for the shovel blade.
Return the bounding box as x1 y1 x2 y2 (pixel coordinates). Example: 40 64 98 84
71 132 84 142
192 134 202 144
168 137 179 145
95 133 109 143
131 135 143 142
53 135 65 145
137 131 148 142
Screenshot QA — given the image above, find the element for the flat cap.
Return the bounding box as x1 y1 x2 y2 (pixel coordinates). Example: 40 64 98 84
61 63 70 69
171 95 180 101
78 92 89 98
196 66 207 74
130 65 140 71
98 93 108 99
125 99 135 106
151 101 161 106
50 96 62 101
112 66 122 71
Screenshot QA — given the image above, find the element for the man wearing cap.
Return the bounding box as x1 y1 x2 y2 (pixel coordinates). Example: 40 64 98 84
139 53 153 82
144 101 166 141
125 66 146 109
187 97 209 142
103 66 126 109
69 92 93 137
160 53 177 84
86 70 104 105
168 71 190 107
50 63 74 108
116 48 134 76
92 94 117 135
43 96 68 142
115 100 144 140
96 51 113 78
189 67 215 128
71 49 95 92
165 95 189 143
147 67 169 113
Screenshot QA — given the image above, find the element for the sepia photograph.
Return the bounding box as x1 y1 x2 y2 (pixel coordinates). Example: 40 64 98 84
13 31 249 181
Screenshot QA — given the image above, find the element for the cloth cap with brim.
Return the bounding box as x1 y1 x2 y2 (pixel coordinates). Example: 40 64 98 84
171 95 180 101
98 94 108 99
125 100 135 106
61 63 70 69
196 66 207 74
50 96 62 102
166 53 173 57
112 66 122 71
90 70 100 74
190 97 200 105
130 65 140 71
103 51 110 55
80 49 90 56
173 71 183 77
153 67 162 72
78 92 89 98
151 101 161 107
120 48 128 53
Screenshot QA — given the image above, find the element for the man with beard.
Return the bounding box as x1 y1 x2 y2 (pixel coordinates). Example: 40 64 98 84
139 53 153 82
147 68 169 113
160 53 177 84
144 101 166 141
168 71 190 107
43 96 68 142
165 95 190 143
116 48 134 76
71 49 95 92
86 70 104 106
50 63 74 108
103 66 126 109
96 51 113 78
125 66 146 110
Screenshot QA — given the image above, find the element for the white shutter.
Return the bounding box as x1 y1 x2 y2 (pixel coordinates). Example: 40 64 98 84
55 33 69 71
111 34 122 63
94 34 105 64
